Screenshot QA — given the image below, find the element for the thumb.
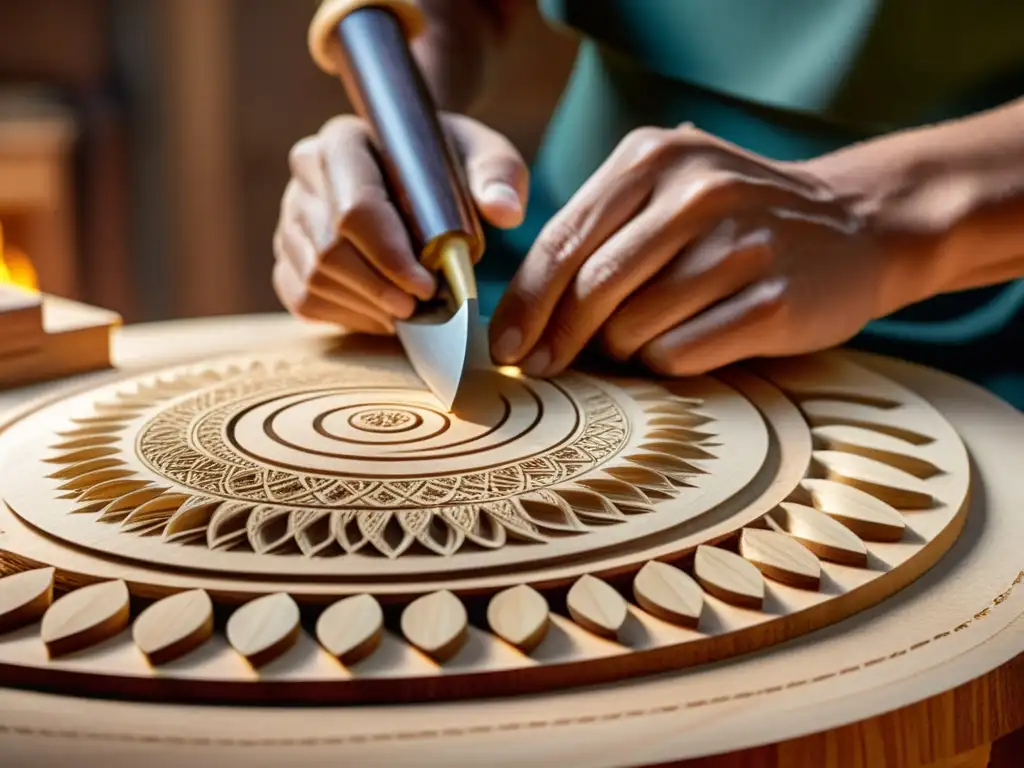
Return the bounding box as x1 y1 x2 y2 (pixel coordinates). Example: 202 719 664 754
444 114 529 230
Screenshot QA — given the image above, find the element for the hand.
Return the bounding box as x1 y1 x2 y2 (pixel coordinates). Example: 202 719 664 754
490 124 914 377
274 113 528 334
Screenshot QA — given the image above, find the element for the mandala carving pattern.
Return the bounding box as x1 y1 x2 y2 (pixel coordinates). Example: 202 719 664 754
8 356 751 564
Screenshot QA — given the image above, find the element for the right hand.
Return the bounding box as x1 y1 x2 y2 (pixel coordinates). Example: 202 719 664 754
273 113 529 334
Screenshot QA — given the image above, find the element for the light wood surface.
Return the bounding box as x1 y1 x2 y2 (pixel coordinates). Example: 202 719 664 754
0 292 119 388
486 584 550 652
315 593 384 664
0 328 980 705
225 592 301 669
632 560 704 628
40 579 129 658
0 315 1020 767
132 589 214 666
0 568 54 635
0 284 43 357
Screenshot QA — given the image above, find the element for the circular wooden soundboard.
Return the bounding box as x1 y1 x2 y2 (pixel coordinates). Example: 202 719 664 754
0 315 1022 767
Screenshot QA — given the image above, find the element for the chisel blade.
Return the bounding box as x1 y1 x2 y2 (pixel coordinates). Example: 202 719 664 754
395 297 491 412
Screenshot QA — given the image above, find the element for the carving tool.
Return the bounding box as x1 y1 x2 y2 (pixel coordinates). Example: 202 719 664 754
309 0 491 411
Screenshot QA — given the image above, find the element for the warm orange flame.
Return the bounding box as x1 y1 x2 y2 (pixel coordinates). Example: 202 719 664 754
0 222 39 292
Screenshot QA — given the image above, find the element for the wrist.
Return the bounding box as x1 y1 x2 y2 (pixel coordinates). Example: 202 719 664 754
802 139 967 315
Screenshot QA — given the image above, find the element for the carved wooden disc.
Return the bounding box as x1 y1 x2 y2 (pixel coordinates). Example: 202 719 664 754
0 347 769 588
0 339 974 706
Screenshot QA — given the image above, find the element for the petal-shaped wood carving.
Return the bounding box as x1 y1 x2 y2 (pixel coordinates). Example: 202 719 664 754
291 510 335 557
80 478 152 503
246 505 294 554
44 446 120 465
47 457 123 481
163 496 222 542
207 502 253 550
50 435 120 452
567 574 627 639
801 479 905 542
0 568 55 634
574 477 653 514
554 487 626 524
121 493 190 532
693 545 764 610
812 425 940 479
401 590 468 662
632 560 704 628
316 593 384 665
133 589 214 665
226 592 301 668
813 451 933 509
775 503 870 567
603 466 678 494
98 486 169 522
739 528 821 590
800 400 931 446
56 466 133 491
487 584 550 653
41 580 130 658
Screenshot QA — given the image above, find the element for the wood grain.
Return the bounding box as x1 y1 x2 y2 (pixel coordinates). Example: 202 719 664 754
693 545 765 610
775 503 870 567
132 589 213 665
486 584 549 653
225 592 300 668
0 567 53 634
316 593 384 665
401 590 467 661
632 560 704 628
567 574 628 639
739 528 821 590
0 319 1018 767
40 579 129 658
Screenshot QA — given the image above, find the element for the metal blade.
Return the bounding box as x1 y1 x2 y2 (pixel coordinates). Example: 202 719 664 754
395 298 491 411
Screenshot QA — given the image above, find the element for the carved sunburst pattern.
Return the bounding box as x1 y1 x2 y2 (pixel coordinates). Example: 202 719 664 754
0 348 979 705
23 355 757 563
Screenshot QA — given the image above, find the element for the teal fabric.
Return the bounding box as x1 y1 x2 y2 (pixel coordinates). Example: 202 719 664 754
477 0 1024 407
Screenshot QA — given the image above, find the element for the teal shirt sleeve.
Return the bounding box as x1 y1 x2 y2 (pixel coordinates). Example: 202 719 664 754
478 0 1024 407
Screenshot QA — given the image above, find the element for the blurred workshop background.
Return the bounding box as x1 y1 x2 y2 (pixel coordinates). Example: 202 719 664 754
0 0 577 324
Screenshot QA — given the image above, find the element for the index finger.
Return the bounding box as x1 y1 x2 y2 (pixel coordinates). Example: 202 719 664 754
318 118 436 300
489 129 670 365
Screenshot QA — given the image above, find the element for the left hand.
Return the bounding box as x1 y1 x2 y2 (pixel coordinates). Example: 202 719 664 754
489 123 913 377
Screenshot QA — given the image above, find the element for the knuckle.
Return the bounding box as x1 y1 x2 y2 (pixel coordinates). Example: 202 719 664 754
287 137 321 178
673 170 745 215
576 255 624 297
622 126 679 167
535 217 585 267
319 114 363 140
731 230 776 271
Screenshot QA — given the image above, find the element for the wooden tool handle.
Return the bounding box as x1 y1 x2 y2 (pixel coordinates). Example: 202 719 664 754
308 0 483 299
309 0 424 76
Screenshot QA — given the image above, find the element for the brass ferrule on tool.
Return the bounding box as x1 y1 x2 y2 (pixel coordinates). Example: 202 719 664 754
309 0 482 307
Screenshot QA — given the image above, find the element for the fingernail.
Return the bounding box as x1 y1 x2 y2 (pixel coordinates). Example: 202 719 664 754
480 182 522 211
492 327 522 363
383 287 415 318
521 345 551 377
